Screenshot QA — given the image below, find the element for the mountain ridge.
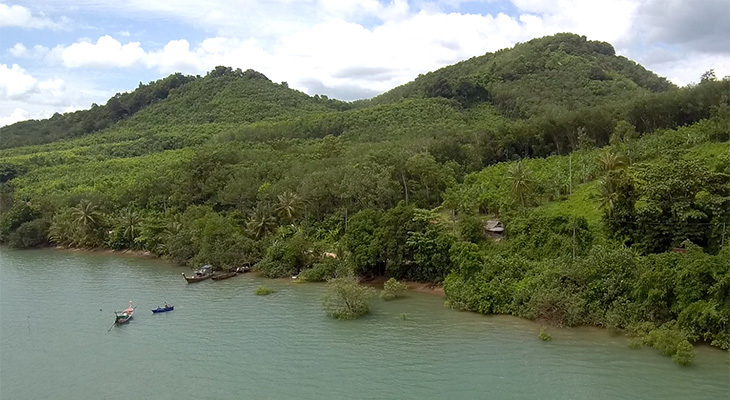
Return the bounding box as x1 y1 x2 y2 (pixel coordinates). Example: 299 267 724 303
1 33 674 149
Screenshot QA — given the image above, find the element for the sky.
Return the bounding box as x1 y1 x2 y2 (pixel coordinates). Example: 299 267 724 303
0 0 729 127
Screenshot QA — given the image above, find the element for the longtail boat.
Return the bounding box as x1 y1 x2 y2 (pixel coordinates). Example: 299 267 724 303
114 301 136 324
182 265 212 283
211 271 237 281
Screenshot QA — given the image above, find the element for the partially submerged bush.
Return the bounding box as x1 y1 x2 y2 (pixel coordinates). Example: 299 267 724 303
380 278 409 301
321 276 375 320
255 286 275 296
627 322 696 365
538 326 552 341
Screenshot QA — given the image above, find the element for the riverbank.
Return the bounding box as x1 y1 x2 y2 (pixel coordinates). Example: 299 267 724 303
51 245 445 297
49 245 162 260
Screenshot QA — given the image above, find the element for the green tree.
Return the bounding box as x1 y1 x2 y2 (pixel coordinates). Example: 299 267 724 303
246 204 277 239
321 276 375 319
596 151 628 173
70 200 106 247
380 277 409 300
507 161 532 208
275 190 302 223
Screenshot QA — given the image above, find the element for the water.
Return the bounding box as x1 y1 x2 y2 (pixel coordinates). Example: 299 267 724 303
1 248 728 400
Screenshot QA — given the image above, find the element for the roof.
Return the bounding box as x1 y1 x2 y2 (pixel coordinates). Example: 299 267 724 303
485 220 504 232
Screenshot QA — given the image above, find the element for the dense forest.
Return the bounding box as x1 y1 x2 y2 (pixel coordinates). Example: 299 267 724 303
1 33 728 364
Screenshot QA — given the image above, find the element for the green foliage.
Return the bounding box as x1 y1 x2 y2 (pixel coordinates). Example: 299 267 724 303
256 229 318 278
633 158 729 253
456 214 484 244
641 323 697 366
255 286 275 296
380 278 409 300
299 257 353 282
8 218 50 248
321 276 375 320
505 212 593 260
538 326 552 341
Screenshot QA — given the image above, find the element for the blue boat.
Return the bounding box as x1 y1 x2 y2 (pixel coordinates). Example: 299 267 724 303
152 304 174 313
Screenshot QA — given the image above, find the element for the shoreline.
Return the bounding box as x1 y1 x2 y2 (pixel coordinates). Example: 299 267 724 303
45 246 446 296
48 245 174 261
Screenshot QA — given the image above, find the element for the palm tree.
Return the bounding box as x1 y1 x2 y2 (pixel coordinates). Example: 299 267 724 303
48 209 74 246
119 207 142 247
70 200 104 246
71 200 103 230
247 205 277 239
598 177 619 217
508 161 531 208
275 190 302 223
596 151 628 173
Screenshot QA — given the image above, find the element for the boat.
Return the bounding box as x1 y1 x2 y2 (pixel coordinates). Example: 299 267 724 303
182 265 212 283
152 304 174 313
114 301 136 324
236 265 252 274
211 271 237 281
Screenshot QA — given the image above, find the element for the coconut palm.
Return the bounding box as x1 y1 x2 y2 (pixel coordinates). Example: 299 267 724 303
118 207 142 246
507 161 531 208
596 151 628 173
598 177 619 217
48 209 75 246
70 200 105 247
275 190 302 223
71 200 103 230
247 205 277 239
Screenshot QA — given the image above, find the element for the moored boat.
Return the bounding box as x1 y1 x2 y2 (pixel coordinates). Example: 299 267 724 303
114 301 136 324
236 265 252 274
152 304 174 313
182 265 212 283
211 271 237 281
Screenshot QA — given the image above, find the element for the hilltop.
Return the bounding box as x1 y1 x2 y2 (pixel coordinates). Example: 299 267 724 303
372 33 673 116
2 33 675 150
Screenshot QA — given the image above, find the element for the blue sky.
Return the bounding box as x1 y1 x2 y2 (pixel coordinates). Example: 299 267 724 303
1 0 728 126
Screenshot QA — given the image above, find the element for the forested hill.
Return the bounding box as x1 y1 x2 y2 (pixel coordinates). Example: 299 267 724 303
0 67 349 149
2 33 676 150
372 33 674 117
1 33 729 363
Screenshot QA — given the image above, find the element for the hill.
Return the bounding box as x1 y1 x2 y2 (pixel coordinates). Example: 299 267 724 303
372 33 674 117
0 67 348 149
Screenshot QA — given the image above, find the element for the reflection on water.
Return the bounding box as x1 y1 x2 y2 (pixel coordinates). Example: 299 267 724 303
1 247 728 400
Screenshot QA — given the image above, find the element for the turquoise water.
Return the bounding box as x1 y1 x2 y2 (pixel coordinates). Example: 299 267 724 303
1 248 728 399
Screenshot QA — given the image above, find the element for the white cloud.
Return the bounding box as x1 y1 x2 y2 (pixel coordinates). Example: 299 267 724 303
0 63 91 109
60 36 146 68
9 42 50 59
0 63 39 99
648 53 730 86
0 3 69 29
0 107 30 126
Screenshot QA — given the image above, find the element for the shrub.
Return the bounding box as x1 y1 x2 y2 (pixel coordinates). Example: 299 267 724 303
299 257 353 282
631 322 697 365
380 277 409 300
538 326 552 341
321 276 375 320
255 286 275 296
8 218 50 248
256 231 317 278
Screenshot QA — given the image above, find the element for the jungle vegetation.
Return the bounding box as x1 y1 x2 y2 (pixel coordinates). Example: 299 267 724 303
1 33 728 361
